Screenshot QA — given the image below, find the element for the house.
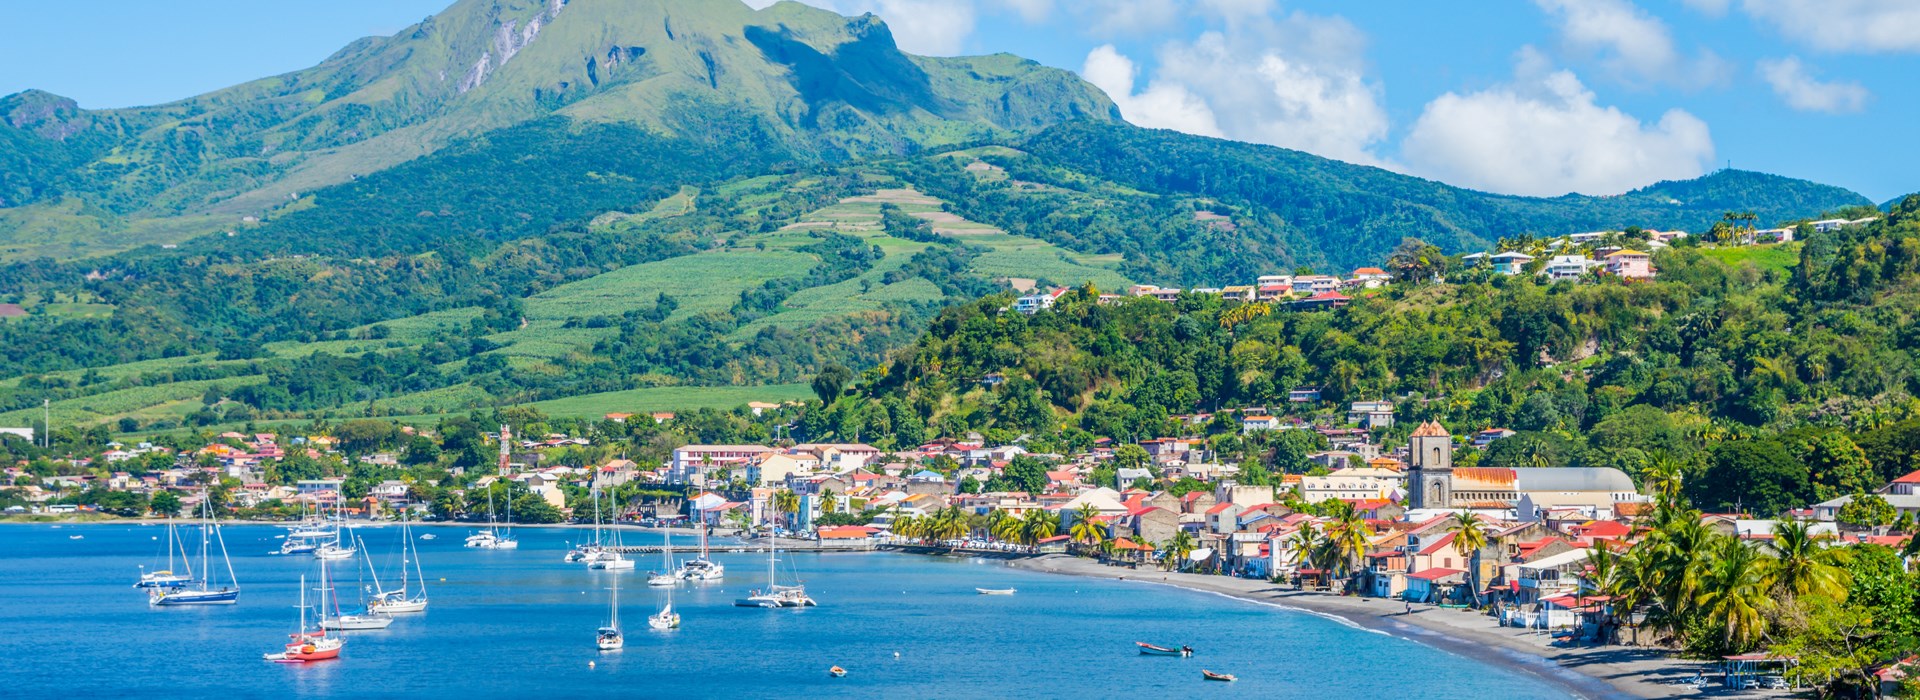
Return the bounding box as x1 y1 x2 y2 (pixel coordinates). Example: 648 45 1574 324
1471 428 1516 449
1220 285 1256 301
1288 387 1322 403
1013 288 1067 314
670 445 775 483
1347 267 1391 288
1347 401 1394 429
1127 507 1182 545
1878 469 1920 496
1289 291 1350 311
747 401 781 416
1404 568 1467 603
1813 493 1920 522
1298 468 1404 503
650 412 676 423
1241 414 1281 434
1489 251 1535 275
1255 284 1291 301
1603 250 1655 279
1255 274 1293 288
1514 548 1591 605
603 413 634 423
1543 255 1593 281
1290 275 1340 295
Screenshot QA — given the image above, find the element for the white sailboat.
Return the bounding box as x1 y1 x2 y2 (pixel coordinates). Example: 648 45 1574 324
567 474 608 563
370 513 429 614
646 530 679 587
676 501 723 581
320 536 392 631
135 516 192 589
313 500 356 560
596 574 625 650
734 534 816 608
465 487 519 549
280 502 329 555
150 499 240 606
648 530 681 630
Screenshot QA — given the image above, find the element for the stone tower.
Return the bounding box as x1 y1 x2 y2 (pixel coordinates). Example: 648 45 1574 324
498 424 512 476
1407 421 1453 509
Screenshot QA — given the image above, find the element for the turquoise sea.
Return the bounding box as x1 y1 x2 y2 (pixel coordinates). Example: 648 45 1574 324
0 524 1570 698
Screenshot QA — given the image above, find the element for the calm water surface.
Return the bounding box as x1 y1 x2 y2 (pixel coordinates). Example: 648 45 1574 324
0 524 1568 698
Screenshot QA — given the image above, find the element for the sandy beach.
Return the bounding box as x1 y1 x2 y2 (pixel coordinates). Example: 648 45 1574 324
1009 555 1791 700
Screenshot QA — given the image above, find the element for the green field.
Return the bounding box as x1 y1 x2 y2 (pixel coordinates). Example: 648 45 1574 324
525 249 814 321
1698 243 1801 277
528 383 815 418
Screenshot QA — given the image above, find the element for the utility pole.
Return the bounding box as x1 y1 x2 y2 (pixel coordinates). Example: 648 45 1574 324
43 399 50 449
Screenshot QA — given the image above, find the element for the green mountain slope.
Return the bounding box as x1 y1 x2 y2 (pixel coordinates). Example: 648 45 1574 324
0 0 1116 253
950 122 1875 277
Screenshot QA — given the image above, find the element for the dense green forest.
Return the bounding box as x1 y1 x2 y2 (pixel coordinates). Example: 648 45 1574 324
795 196 1920 518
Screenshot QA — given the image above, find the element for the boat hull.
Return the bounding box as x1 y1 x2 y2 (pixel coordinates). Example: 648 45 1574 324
152 588 239 606
321 615 393 630
370 598 427 614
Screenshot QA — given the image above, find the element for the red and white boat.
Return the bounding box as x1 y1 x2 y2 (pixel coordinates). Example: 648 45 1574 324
264 573 345 663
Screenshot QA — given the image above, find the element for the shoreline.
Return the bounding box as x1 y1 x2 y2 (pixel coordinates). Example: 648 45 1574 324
1007 555 1751 700
1 517 722 538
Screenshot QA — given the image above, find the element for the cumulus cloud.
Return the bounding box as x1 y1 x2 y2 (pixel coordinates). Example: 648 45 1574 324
1758 56 1871 113
1735 0 1920 53
1533 0 1728 87
1402 48 1715 197
1082 45 1225 137
1079 9 1392 166
996 0 1054 22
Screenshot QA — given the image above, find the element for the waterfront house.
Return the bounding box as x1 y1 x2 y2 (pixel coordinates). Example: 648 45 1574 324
1404 568 1467 603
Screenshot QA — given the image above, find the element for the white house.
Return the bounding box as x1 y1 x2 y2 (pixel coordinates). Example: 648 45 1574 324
1543 255 1594 281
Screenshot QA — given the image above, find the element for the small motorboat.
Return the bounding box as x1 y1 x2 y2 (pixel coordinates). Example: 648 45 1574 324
829 666 847 678
975 588 1016 595
69 535 84 540
419 534 437 541
1202 670 1236 682
1137 642 1194 657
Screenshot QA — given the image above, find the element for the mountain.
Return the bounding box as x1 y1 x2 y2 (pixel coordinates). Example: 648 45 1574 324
0 0 1116 251
923 122 1874 277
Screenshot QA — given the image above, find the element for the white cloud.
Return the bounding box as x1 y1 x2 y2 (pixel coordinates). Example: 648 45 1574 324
1757 56 1870 113
1532 0 1728 86
1402 48 1715 197
1079 9 1393 166
1082 45 1225 137
1735 0 1920 53
1076 0 1184 35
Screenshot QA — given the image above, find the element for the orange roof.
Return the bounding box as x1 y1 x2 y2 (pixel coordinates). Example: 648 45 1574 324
1409 421 1450 438
1352 267 1387 275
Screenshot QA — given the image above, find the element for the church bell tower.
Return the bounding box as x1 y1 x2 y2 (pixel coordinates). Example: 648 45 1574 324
1407 421 1453 508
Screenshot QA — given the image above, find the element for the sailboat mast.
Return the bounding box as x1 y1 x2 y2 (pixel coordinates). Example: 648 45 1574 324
299 574 308 633
216 515 237 590
200 499 211 585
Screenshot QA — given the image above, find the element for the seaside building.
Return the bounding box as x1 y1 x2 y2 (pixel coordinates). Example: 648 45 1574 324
1406 422 1641 515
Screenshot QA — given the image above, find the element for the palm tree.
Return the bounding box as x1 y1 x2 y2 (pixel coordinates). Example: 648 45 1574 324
1288 524 1324 577
1096 537 1118 561
1162 530 1198 571
772 489 800 531
892 515 922 543
1694 536 1771 651
1019 509 1058 547
1761 519 1848 599
1323 508 1373 591
1447 512 1491 607
819 488 839 514
989 509 1022 543
1069 503 1107 550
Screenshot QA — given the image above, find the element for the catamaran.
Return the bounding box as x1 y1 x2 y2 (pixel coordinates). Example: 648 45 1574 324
135 517 192 589
596 574 624 650
150 499 240 606
676 503 723 581
369 513 429 614
733 534 816 608
465 487 519 549
264 574 344 663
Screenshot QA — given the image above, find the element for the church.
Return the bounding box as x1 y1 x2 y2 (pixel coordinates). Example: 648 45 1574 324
1405 422 1642 517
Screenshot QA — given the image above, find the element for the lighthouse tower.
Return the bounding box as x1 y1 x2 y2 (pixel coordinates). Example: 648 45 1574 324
497 424 512 476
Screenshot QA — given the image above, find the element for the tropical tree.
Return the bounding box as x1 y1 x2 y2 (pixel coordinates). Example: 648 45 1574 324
1761 519 1849 600
772 489 800 531
1069 503 1107 548
989 509 1023 543
1448 512 1492 607
1162 530 1198 571
892 515 923 542
1323 507 1373 589
1695 536 1772 652
1019 508 1058 546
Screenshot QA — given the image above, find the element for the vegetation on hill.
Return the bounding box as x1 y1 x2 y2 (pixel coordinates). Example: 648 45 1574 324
804 197 1920 517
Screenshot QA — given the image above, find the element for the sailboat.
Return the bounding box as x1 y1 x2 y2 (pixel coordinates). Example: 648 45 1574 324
263 574 344 662
733 533 816 608
135 517 192 589
648 530 681 630
596 574 624 650
584 480 634 569
465 486 519 549
675 501 723 581
280 502 329 555
313 500 356 560
646 530 679 587
369 512 429 614
567 474 609 563
150 499 240 606
316 536 391 629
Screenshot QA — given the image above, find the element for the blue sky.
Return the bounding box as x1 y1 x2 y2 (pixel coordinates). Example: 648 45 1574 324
3 0 1915 202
